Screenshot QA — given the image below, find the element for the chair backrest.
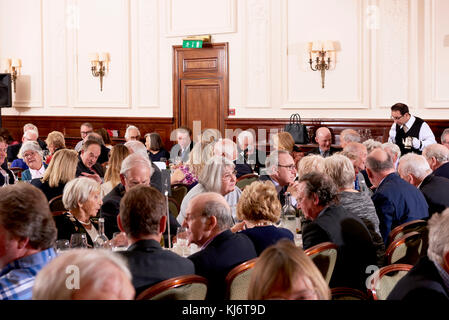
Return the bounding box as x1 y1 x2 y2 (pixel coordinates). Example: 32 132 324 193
387 219 428 245
304 242 338 284
168 197 180 219
49 195 65 212
171 184 188 207
225 258 258 300
331 287 370 300
236 174 259 191
9 167 24 180
369 264 413 300
135 275 208 300
385 231 427 265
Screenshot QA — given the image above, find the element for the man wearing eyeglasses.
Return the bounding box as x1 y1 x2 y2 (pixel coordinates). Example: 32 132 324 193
259 150 299 206
388 103 436 156
74 122 94 152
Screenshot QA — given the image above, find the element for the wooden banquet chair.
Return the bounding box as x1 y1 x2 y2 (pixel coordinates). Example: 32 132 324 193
236 173 259 191
368 264 413 300
304 242 338 285
48 195 65 212
170 184 188 208
387 219 428 245
385 231 427 266
225 258 258 300
135 275 208 300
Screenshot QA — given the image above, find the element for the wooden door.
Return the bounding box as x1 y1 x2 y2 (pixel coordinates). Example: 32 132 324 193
173 43 229 135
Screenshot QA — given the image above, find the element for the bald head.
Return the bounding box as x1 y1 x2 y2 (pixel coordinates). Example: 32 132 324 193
193 192 230 210
315 127 332 152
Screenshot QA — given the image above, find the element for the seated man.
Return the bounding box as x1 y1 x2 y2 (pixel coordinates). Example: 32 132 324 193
259 150 299 206
342 142 371 196
234 130 265 177
339 128 361 149
299 171 377 290
124 125 141 142
100 153 178 240
0 183 57 300
184 192 257 300
76 139 104 182
398 153 449 217
74 122 94 152
388 208 449 301
84 132 110 165
366 148 429 242
32 249 135 300
118 184 195 296
7 124 47 163
170 127 194 163
307 127 339 158
423 143 449 180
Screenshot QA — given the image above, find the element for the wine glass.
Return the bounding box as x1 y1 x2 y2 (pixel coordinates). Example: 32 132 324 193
55 239 70 254
111 232 129 251
70 233 88 248
175 227 190 256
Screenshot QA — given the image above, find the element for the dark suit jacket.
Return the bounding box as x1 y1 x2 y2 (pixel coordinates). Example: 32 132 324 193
7 139 47 162
170 141 194 163
240 225 294 256
188 229 257 300
99 183 180 241
119 239 195 296
234 147 266 177
30 178 66 201
387 256 449 301
433 162 449 180
371 173 429 243
302 205 377 290
419 174 449 217
259 175 288 206
76 156 105 178
306 146 340 158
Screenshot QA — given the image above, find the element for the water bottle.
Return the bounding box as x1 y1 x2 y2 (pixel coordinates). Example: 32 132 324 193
281 192 297 235
93 218 109 248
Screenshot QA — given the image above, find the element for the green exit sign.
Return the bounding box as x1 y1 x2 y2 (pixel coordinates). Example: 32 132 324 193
183 40 203 48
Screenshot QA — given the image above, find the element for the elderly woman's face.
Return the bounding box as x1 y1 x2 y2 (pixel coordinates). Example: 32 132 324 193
220 165 236 195
23 150 43 170
79 190 102 218
267 274 319 300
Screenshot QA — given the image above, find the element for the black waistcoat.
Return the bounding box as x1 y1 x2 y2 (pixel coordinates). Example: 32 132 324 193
395 116 424 155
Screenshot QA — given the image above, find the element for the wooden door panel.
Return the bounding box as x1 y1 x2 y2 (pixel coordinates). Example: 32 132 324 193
181 79 221 131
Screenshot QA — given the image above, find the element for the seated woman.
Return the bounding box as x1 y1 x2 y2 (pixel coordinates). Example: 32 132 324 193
145 132 170 162
232 181 294 255
19 141 47 182
177 156 241 224
247 240 330 300
323 153 385 266
272 131 304 166
96 128 113 149
101 144 129 198
31 149 78 201
45 131 66 165
54 177 103 247
0 137 14 186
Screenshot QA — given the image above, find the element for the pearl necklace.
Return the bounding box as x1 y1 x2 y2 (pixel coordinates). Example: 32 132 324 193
78 220 91 226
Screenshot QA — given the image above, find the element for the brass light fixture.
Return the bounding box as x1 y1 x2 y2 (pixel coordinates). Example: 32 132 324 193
89 52 110 91
308 41 335 89
1 58 21 92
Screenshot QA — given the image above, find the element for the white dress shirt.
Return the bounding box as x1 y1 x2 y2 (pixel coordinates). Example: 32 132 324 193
388 115 436 151
29 165 46 179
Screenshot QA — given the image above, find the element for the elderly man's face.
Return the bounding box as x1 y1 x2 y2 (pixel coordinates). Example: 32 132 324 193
126 129 140 142
354 147 368 173
442 135 449 150
80 125 93 141
177 132 190 149
81 144 101 169
23 150 43 170
315 131 332 151
183 198 210 246
273 153 296 186
122 166 151 192
23 131 38 142
297 182 319 221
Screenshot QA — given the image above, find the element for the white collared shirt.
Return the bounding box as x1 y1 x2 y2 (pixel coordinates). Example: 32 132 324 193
29 164 46 179
388 115 436 151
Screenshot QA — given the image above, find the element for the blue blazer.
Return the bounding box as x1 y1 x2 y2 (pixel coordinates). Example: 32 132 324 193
371 173 429 243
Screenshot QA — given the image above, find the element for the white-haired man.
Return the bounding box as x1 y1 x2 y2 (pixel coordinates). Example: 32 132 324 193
339 129 361 149
124 125 141 142
398 153 449 217
7 125 46 163
423 143 449 180
235 130 265 177
170 127 194 163
388 208 449 301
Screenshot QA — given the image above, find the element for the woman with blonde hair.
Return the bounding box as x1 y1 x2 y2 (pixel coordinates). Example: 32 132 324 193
31 149 78 201
233 181 294 255
101 144 129 198
272 132 295 153
45 131 66 164
297 154 325 178
248 239 330 300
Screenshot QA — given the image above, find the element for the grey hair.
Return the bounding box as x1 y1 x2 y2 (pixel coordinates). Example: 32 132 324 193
423 143 449 163
237 130 255 147
381 142 401 160
366 150 394 173
18 140 43 159
340 129 361 143
120 153 153 177
24 123 39 135
124 125 140 140
32 248 132 300
264 150 290 172
198 156 234 193
323 154 355 190
398 153 431 180
62 177 100 210
299 172 338 207
23 129 39 140
441 128 449 143
124 140 148 159
427 208 449 266
201 198 233 231
297 154 325 178
363 139 382 154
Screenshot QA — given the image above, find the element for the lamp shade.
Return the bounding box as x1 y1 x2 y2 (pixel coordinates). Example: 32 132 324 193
88 52 99 62
11 59 21 67
323 40 335 51
312 41 323 51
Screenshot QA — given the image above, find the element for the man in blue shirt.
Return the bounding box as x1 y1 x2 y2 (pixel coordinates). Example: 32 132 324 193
0 183 57 300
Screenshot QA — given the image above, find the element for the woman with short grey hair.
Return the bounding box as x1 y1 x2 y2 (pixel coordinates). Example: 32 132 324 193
323 154 385 266
177 156 242 225
17 141 47 182
53 177 103 247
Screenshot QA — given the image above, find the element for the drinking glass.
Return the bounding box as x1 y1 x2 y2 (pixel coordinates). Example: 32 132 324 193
175 227 190 256
70 233 88 248
55 239 70 254
111 232 129 251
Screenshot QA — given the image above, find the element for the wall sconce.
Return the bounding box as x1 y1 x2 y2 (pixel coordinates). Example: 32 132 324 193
89 52 110 91
1 58 22 92
308 41 335 89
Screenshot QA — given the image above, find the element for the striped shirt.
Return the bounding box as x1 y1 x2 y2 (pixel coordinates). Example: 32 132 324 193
0 248 57 300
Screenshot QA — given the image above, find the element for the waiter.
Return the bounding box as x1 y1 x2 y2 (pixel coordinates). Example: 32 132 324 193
388 102 436 155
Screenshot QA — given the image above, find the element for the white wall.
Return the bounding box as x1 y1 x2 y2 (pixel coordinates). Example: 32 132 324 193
0 0 448 119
